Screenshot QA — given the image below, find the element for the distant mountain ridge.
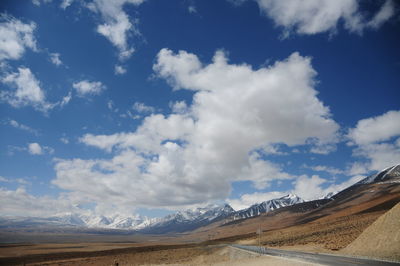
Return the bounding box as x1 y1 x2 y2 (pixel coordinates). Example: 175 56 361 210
1 164 398 233
232 194 304 220
0 195 302 233
140 204 235 234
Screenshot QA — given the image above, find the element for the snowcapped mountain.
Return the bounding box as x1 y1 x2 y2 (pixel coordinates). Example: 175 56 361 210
232 194 304 220
356 164 400 185
141 204 235 234
3 165 398 233
0 205 234 232
47 213 86 226
79 214 158 230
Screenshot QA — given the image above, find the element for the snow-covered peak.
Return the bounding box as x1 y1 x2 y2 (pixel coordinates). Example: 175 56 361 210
356 164 400 185
156 203 234 225
233 194 304 220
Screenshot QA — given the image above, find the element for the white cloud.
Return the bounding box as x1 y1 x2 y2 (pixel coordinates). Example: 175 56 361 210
260 144 288 155
348 110 400 146
53 49 339 210
367 0 396 29
0 187 83 217
49 52 62 66
107 100 119 113
32 0 52 6
0 14 37 63
293 175 326 200
0 176 11 183
87 0 145 61
0 176 31 185
347 110 400 174
238 153 293 189
6 119 39 135
59 91 72 107
303 164 344 175
28 142 42 155
114 64 127 75
293 174 364 200
309 143 337 155
73 80 106 97
0 60 70 111
28 142 54 155
154 49 339 145
0 67 54 112
132 102 155 114
60 0 74 9
16 178 31 185
60 137 69 144
236 0 396 36
170 101 188 114
107 100 114 110
351 142 400 173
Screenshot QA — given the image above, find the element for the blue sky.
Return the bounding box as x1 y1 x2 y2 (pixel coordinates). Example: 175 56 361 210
0 0 399 218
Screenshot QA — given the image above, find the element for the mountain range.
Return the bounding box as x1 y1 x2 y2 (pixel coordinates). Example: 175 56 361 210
0 195 304 233
1 164 399 234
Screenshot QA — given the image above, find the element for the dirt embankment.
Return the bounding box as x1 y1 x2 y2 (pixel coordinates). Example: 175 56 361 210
342 203 400 261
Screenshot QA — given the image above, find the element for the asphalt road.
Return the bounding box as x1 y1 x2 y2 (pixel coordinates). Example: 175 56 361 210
231 244 400 266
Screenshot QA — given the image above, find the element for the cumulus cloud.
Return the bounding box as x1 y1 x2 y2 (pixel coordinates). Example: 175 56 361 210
87 0 144 61
351 142 400 173
27 142 54 155
348 110 400 146
0 68 69 112
53 49 339 210
232 0 396 36
347 110 400 174
28 142 42 155
0 67 54 112
154 49 339 146
0 14 37 63
73 80 106 97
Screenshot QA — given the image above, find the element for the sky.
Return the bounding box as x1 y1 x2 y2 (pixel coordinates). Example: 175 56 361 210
0 0 399 218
